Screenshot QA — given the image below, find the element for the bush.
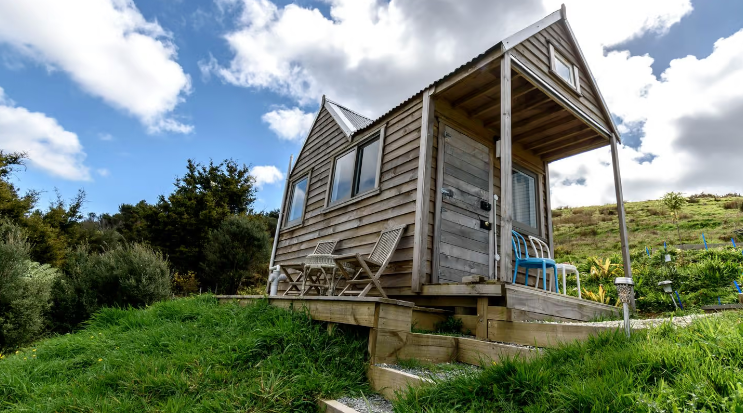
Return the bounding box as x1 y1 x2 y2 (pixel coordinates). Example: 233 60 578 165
201 215 270 294
0 222 57 349
50 243 171 333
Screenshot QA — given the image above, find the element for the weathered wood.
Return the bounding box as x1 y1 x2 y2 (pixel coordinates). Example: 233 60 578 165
476 297 489 340
545 162 554 255
462 275 486 284
457 336 537 366
488 320 616 347
374 330 457 364
456 314 479 334
368 365 431 401
702 304 743 313
610 134 634 309
421 283 503 296
499 53 513 282
412 88 436 293
505 284 618 321
486 306 509 321
318 400 361 413
412 307 449 331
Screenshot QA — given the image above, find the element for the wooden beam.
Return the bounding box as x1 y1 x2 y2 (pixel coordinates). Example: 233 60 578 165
532 131 598 155
483 94 554 129
420 283 503 296
511 109 569 136
505 284 619 321
610 133 635 309
513 118 584 143
451 79 500 108
499 53 513 282
412 88 436 292
523 126 592 151
541 137 608 162
476 297 488 340
545 162 554 258
433 48 504 97
318 400 360 413
468 82 535 119
488 320 616 347
368 365 431 401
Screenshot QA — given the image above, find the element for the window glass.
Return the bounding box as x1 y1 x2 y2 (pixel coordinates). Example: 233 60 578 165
287 177 308 224
512 169 537 229
554 54 574 86
354 138 380 195
330 150 355 203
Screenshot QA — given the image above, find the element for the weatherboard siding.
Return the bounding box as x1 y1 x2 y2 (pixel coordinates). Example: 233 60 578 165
275 99 424 291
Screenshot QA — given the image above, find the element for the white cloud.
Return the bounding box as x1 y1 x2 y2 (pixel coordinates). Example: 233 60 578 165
99 133 114 141
251 165 284 187
261 107 314 141
0 0 192 134
0 87 90 181
96 168 111 177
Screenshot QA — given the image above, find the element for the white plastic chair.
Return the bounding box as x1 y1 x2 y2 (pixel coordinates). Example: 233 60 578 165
527 236 581 297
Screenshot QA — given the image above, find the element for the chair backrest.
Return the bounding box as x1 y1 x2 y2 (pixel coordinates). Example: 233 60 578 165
528 236 552 259
312 240 338 255
511 230 530 260
368 225 407 264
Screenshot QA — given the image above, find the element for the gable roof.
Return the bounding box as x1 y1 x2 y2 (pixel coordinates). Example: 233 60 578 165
324 98 373 137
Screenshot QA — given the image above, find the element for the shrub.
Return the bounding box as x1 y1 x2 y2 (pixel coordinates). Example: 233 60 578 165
172 271 200 296
49 243 170 333
0 222 57 349
201 215 270 294
723 200 743 210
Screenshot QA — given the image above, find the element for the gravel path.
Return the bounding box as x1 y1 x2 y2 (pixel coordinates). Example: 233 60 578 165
377 362 481 381
540 313 716 328
337 394 394 413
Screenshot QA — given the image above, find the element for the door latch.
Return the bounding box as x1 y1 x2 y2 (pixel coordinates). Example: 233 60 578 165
480 200 491 211
479 220 492 231
441 188 453 197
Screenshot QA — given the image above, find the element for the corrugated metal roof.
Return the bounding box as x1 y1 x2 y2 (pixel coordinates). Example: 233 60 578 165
324 99 373 136
327 99 373 131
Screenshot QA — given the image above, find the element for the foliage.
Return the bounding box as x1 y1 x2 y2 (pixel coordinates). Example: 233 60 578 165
172 271 200 296
0 296 369 412
581 285 616 305
201 215 270 294
588 257 623 281
433 316 465 335
49 244 171 333
661 191 687 243
0 221 57 350
395 313 743 412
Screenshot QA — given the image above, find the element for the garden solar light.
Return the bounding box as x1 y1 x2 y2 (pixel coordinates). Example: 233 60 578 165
658 280 679 309
614 277 634 338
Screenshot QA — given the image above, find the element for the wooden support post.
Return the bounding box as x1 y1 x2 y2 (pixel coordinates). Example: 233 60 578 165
610 134 635 309
545 162 554 256
499 53 513 282
476 297 489 340
412 87 436 292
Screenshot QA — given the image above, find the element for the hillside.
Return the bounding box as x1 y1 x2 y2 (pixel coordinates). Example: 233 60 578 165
0 296 369 413
553 193 743 261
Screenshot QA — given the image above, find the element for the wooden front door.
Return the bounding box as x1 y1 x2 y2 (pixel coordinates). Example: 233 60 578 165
436 126 494 283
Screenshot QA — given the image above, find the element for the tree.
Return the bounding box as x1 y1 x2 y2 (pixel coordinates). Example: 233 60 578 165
0 152 37 222
202 215 270 294
661 192 687 244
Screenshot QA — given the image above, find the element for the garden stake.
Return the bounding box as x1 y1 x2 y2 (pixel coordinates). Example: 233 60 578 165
732 238 737 248
646 247 650 257
718 297 722 305
734 280 742 294
675 291 684 309
702 234 708 250
664 241 667 251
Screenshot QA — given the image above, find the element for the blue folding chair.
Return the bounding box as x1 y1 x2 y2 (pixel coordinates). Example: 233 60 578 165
511 230 558 291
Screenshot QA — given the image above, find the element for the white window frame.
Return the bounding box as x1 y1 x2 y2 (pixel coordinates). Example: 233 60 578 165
284 170 312 228
512 164 541 237
549 42 581 95
323 126 386 211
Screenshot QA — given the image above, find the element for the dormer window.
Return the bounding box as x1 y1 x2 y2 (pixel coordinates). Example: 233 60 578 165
549 43 580 94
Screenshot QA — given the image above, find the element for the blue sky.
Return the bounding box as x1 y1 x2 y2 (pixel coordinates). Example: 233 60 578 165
1 0 742 214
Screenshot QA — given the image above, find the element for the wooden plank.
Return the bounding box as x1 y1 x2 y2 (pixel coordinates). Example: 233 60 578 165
444 163 489 191
374 330 458 364
444 148 489 181
508 308 583 323
412 309 448 331
269 299 378 327
457 336 537 366
318 400 361 413
476 298 488 340
499 53 513 282
441 208 487 232
412 88 436 293
368 365 431 402
702 304 743 313
486 306 509 321
439 254 489 275
488 320 615 348
610 134 634 309
443 173 488 200
505 284 618 321
455 314 478 334
441 229 488 251
377 302 413 332
440 242 488 265
421 283 502 296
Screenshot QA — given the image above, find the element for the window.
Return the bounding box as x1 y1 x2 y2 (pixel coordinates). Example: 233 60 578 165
512 167 538 232
286 176 309 226
328 131 383 206
549 43 580 93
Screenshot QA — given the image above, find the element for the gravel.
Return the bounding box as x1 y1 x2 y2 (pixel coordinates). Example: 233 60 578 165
377 362 481 381
538 313 716 329
337 394 394 413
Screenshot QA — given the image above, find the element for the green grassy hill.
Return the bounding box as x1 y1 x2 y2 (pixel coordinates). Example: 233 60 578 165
0 296 369 413
553 193 743 261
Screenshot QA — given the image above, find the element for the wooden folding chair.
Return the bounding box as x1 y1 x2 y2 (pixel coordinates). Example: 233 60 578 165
335 225 407 298
283 240 338 296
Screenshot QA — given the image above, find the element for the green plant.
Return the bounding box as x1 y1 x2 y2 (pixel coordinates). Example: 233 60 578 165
172 271 200 296
661 192 687 243
588 257 623 281
434 316 465 334
581 284 616 305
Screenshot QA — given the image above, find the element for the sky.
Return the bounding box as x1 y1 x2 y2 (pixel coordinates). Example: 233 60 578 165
0 0 741 215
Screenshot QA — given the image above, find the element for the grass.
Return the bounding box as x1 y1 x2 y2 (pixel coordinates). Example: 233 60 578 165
553 195 743 260
394 312 743 412
0 295 369 412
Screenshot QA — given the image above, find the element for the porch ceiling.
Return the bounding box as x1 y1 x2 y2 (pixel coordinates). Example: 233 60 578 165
435 62 609 162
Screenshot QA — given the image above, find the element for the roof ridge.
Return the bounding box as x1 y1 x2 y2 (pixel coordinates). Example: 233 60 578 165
324 98 372 121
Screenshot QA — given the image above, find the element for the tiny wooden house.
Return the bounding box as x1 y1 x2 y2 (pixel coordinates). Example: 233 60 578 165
273 7 632 303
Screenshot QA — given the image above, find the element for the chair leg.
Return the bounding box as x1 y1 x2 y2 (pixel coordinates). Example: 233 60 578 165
542 262 547 291
524 268 529 287
553 266 559 294
512 262 519 284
